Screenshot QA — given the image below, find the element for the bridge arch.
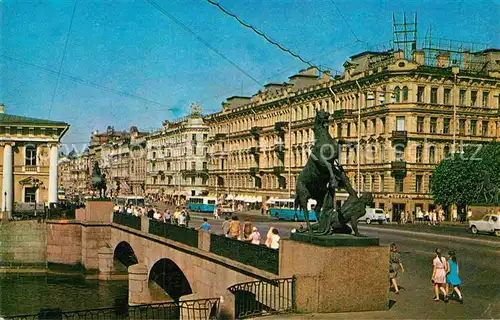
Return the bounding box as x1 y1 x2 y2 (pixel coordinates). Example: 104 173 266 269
113 241 138 271
149 258 193 301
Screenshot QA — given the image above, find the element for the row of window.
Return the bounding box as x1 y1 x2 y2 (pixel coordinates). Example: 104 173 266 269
415 86 496 107
150 176 207 186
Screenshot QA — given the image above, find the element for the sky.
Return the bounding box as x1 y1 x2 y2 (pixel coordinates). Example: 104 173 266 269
1 0 499 150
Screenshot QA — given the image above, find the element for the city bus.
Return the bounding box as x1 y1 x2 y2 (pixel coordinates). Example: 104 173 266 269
115 196 146 209
187 196 217 212
268 199 318 222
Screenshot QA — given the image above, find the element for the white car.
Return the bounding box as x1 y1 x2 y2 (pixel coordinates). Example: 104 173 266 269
358 208 386 225
469 214 500 236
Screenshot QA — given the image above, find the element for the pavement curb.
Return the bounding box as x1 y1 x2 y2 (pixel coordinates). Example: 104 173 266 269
360 225 500 247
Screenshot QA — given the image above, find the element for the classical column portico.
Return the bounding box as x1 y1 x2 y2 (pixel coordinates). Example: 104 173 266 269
2 142 14 219
48 143 59 204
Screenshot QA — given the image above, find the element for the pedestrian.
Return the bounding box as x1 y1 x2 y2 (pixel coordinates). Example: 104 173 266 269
446 250 463 304
153 209 162 220
247 227 261 245
222 216 231 237
213 205 220 220
260 207 264 215
184 207 191 227
466 208 473 222
431 248 449 302
243 217 253 239
164 209 171 224
173 207 181 225
199 218 211 232
178 212 187 227
389 243 404 294
229 216 241 239
268 228 280 249
265 227 275 247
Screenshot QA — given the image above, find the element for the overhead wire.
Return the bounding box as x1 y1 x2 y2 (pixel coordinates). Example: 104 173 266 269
144 0 262 86
48 0 78 118
328 0 360 42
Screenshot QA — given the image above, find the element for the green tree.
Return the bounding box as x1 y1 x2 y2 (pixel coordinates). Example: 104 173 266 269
431 143 500 207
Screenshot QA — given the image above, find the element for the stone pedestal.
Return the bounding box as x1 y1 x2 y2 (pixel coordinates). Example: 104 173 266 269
279 238 389 313
128 263 152 306
78 201 114 222
98 246 114 280
198 230 211 252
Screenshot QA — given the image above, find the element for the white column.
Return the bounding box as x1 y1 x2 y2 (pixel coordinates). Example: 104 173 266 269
48 143 59 204
2 143 13 218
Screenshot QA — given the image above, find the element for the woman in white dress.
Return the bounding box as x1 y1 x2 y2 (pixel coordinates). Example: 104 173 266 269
431 248 449 302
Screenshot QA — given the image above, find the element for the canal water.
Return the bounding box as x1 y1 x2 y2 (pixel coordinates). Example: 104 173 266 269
0 273 128 317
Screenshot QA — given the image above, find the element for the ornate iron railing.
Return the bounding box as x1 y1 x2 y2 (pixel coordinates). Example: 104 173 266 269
149 219 199 248
228 277 295 319
3 298 220 320
113 213 141 230
209 234 279 274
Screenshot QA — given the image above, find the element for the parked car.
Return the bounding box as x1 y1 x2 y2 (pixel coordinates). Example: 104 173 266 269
469 214 500 236
358 208 386 224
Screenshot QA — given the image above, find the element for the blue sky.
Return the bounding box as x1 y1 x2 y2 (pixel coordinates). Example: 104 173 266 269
1 0 499 147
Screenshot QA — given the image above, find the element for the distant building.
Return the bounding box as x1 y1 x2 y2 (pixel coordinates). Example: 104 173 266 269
145 103 209 204
0 104 69 218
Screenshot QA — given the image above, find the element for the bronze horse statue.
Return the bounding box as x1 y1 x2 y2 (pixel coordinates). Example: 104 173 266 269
294 109 340 236
91 162 108 198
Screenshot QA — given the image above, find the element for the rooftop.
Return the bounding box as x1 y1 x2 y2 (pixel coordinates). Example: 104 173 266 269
0 104 68 127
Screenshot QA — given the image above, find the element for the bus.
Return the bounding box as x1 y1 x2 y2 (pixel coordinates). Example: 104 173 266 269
187 196 217 212
268 199 318 222
115 196 146 209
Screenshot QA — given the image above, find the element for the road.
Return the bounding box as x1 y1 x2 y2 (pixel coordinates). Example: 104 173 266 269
157 204 500 319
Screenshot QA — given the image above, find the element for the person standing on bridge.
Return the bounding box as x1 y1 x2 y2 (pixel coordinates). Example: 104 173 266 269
243 217 253 239
229 216 241 240
222 216 231 237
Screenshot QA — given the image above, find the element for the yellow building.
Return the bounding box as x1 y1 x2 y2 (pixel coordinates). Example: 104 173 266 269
205 48 500 220
0 104 69 218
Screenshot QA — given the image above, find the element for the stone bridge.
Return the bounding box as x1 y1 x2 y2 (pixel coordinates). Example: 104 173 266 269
44 201 389 317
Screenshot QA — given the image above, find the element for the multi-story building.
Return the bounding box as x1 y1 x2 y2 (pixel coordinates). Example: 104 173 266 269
146 103 209 204
205 47 500 221
58 156 71 199
0 104 69 217
129 128 147 196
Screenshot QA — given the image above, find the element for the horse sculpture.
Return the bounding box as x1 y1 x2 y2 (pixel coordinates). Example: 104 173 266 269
91 162 108 198
295 110 340 236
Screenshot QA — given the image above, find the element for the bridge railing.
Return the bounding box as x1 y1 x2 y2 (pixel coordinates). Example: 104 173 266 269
149 219 199 248
209 233 279 274
4 298 220 320
113 213 141 230
228 277 295 319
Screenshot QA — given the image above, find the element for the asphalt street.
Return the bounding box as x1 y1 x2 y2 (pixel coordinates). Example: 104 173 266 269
157 205 500 319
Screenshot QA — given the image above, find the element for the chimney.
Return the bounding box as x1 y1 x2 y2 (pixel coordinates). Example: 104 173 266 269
412 50 425 65
436 52 450 68
462 51 470 70
393 50 405 60
0 103 4 113
300 67 318 76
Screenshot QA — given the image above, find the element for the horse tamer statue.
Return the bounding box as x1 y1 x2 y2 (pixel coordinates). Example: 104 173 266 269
91 162 108 198
295 109 372 237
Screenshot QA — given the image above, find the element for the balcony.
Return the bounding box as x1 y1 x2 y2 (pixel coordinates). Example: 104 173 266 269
391 161 407 177
332 109 344 120
391 130 407 146
273 166 285 175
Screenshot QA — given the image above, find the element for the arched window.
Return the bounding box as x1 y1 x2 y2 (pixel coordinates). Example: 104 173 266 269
416 145 423 163
429 146 436 163
402 86 409 102
394 87 401 103
25 145 37 166
395 145 405 161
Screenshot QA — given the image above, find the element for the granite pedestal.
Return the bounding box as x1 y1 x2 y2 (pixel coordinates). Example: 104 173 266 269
279 235 389 313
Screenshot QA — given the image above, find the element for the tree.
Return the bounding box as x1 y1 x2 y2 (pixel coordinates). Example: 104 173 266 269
431 143 500 208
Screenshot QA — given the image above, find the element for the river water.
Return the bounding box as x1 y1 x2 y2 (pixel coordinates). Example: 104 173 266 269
0 273 128 317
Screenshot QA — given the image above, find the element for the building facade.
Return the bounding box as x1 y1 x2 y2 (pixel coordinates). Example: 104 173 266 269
146 104 209 204
0 104 69 217
205 48 500 220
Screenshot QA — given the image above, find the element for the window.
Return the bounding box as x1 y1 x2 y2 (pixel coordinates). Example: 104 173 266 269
395 146 405 161
167 162 171 170
192 146 196 155
380 117 386 133
429 146 436 163
402 86 408 101
443 118 451 134
203 134 208 141
471 91 477 106
371 145 376 163
394 177 404 192
417 116 424 133
380 144 385 162
370 119 375 135
152 151 156 159
370 175 375 191
482 121 488 137
416 145 423 163
430 88 438 103
444 146 450 158
363 120 367 135
430 117 437 133
459 90 466 105
482 92 489 107
192 134 197 141
470 120 477 136
379 175 385 192
396 116 405 131
24 187 36 203
444 88 451 104
191 177 196 185
459 119 466 135
191 161 196 170
394 87 400 103
347 123 351 137
202 162 207 170
415 175 423 193
25 145 37 166
417 86 425 102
